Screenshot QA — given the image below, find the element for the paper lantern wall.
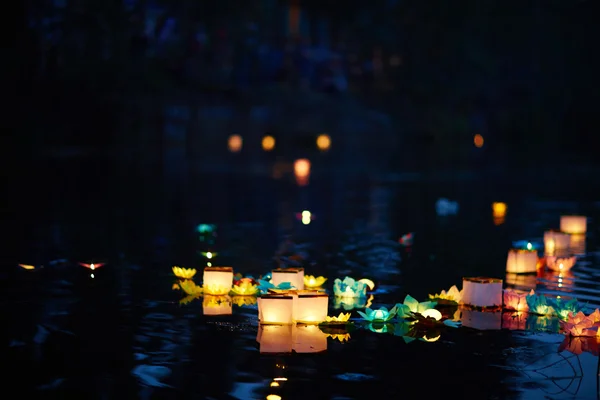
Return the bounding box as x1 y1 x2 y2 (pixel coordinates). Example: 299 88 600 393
560 215 586 234
258 295 294 324
272 268 305 290
461 277 503 308
203 266 234 295
505 249 539 274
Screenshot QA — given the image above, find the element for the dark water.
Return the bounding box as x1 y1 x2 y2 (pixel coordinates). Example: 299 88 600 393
4 159 600 399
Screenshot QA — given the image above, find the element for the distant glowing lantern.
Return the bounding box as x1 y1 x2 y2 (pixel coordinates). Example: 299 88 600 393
504 272 537 291
203 266 234 295
203 295 232 316
292 291 329 323
18 264 35 270
544 230 570 255
293 324 328 353
316 134 331 151
301 210 311 225
80 263 105 270
569 234 586 255
228 134 243 152
546 255 577 272
492 202 507 218
304 275 327 289
257 324 293 353
560 215 587 234
461 277 503 308
172 266 196 279
272 267 304 290
262 135 276 151
258 294 294 324
293 158 311 186
473 134 484 148
503 289 529 312
506 249 539 274
459 308 502 330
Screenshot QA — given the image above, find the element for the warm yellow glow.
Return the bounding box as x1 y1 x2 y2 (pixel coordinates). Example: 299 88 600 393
90 264 95 270
301 210 311 225
293 324 328 353
421 309 442 321
258 295 294 324
273 378 287 381
203 295 232 316
172 283 180 290
271 267 305 290
228 134 243 152
262 135 276 151
358 278 375 291
207 262 212 267
266 395 282 400
293 292 329 323
180 280 203 295
325 333 351 342
18 264 35 270
560 215 587 234
203 267 233 294
203 284 231 295
230 279 259 295
206 252 213 259
172 266 197 279
506 249 538 274
270 382 279 387
474 134 484 148
492 202 507 218
294 158 311 186
422 334 441 342
316 134 331 151
324 312 351 323
304 275 327 288
366 295 374 308
232 295 258 306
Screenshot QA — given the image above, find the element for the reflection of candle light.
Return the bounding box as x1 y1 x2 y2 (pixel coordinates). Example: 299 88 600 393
294 158 311 186
559 263 563 270
206 252 213 259
90 263 95 270
526 243 532 250
91 274 95 279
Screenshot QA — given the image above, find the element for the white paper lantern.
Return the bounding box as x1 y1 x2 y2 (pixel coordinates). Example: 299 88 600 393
293 324 327 353
292 291 329 323
459 308 501 330
461 277 503 308
258 294 294 324
272 267 305 290
505 249 538 274
543 230 570 255
257 324 293 354
203 266 234 295
560 215 587 234
202 295 232 316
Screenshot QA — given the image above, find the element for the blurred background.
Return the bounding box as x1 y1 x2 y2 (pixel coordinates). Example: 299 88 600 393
8 0 600 264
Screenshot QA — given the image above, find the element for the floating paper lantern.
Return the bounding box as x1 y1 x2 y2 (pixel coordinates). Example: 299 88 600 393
503 289 530 312
304 275 327 289
293 324 327 353
569 234 586 255
272 268 304 290
545 255 577 272
492 202 507 219
461 277 503 308
203 295 232 316
257 324 293 354
258 294 294 324
544 230 570 255
293 159 311 186
506 249 539 274
203 266 234 295
560 215 586 234
293 291 329 323
460 308 501 330
504 273 537 291
316 134 331 152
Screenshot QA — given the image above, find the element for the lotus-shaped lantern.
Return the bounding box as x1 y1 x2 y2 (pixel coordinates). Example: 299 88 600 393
395 295 438 319
333 277 367 298
172 266 197 279
230 278 260 296
549 297 584 320
429 285 463 305
503 289 532 312
180 280 203 296
560 311 600 337
358 306 397 323
258 279 294 294
321 312 351 325
304 275 327 289
545 255 577 272
525 293 556 316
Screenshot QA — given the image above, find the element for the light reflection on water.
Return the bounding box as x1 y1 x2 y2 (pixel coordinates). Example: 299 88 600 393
5 170 600 399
